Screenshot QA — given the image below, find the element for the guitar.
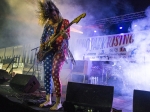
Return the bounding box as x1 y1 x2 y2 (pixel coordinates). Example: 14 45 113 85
37 13 86 62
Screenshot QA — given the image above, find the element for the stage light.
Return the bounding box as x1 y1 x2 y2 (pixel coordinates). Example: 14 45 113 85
94 30 97 33
119 27 123 29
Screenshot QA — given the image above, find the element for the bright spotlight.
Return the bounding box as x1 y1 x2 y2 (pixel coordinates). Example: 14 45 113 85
119 27 123 29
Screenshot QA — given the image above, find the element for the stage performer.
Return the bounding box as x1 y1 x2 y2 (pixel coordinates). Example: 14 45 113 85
37 0 74 110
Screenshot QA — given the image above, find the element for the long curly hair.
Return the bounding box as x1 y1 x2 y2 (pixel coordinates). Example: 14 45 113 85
37 0 62 25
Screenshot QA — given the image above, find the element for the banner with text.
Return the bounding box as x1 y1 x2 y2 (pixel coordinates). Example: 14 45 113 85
71 33 135 61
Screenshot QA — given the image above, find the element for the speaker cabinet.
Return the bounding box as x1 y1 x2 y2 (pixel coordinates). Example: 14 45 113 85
10 74 40 93
65 82 114 112
133 89 150 112
0 69 11 83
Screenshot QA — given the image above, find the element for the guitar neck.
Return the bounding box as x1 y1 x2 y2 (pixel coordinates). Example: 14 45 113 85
44 12 86 46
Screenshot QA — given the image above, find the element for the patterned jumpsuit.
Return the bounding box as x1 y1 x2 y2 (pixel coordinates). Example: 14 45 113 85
40 19 70 97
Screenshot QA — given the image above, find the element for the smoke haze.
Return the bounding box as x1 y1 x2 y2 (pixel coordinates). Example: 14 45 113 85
0 0 134 48
117 6 150 96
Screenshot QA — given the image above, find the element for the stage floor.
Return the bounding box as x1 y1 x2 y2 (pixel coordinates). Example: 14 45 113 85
0 82 133 112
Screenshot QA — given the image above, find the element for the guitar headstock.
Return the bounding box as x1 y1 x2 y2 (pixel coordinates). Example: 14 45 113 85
72 13 86 24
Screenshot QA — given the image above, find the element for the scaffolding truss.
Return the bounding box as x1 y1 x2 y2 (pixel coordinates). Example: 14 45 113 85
94 11 146 25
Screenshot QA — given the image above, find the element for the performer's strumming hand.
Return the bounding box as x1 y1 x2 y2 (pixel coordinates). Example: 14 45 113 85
61 30 68 39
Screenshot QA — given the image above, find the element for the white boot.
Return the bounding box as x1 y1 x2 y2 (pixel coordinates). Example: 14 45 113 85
50 97 62 110
39 94 52 107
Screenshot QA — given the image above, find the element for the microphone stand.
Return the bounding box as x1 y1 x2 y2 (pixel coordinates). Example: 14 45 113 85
25 47 39 78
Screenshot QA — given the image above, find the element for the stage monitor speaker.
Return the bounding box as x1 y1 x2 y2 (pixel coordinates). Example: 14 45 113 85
133 89 150 112
10 74 40 93
65 82 114 112
0 69 11 83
